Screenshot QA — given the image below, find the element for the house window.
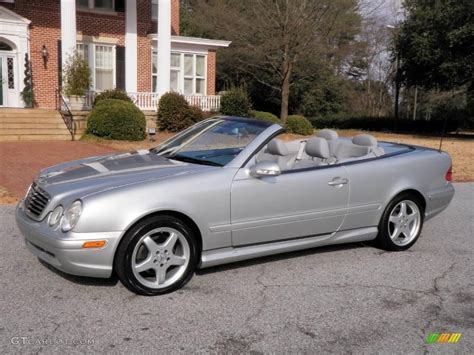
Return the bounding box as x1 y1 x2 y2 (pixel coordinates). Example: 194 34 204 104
77 0 115 11
77 43 89 61
152 52 206 95
170 53 181 92
95 45 114 90
77 43 115 91
152 0 158 20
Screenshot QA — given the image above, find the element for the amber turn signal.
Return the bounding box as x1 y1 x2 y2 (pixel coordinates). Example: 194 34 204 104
82 240 106 249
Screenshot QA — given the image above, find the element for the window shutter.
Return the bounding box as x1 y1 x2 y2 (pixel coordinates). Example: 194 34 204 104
115 0 125 12
57 40 62 89
116 45 125 91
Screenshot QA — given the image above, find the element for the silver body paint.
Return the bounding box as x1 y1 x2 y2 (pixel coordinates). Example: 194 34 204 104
16 118 455 277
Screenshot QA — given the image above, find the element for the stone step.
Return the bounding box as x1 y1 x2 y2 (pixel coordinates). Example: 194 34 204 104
0 113 63 119
0 134 72 141
0 122 68 129
0 128 71 135
0 117 65 123
0 108 58 114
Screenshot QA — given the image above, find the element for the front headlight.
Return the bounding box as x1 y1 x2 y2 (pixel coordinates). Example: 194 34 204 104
48 205 63 227
61 200 82 232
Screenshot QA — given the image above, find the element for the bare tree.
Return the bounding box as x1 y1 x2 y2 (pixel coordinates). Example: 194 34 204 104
190 0 359 123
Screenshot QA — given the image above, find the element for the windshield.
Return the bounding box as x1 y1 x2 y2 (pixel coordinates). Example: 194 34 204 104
151 118 271 166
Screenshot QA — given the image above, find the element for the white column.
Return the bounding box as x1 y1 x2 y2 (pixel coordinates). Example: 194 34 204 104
157 0 171 97
60 0 77 72
125 0 138 92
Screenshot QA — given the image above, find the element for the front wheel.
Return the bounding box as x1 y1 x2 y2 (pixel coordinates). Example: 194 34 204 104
376 193 424 251
114 215 198 295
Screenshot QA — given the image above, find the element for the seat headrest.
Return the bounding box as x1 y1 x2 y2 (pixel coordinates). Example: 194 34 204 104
267 139 288 156
305 137 330 159
352 134 377 147
317 129 338 141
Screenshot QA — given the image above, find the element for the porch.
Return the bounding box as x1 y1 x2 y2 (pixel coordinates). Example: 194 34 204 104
83 92 221 112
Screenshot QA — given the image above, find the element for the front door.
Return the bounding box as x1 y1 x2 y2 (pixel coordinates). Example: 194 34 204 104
0 53 18 107
230 166 350 246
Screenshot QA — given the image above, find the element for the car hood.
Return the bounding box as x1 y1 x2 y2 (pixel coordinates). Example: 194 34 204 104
36 149 213 198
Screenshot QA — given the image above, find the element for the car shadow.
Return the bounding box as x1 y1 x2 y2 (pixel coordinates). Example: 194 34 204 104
38 259 119 287
196 241 372 276
37 242 379 286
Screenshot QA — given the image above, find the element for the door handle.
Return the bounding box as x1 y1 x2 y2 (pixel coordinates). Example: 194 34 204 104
328 178 348 187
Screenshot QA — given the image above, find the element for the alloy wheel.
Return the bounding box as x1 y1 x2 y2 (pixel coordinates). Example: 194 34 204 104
388 200 421 247
131 227 190 289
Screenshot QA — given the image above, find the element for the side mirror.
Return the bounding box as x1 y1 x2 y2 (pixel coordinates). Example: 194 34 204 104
249 161 281 178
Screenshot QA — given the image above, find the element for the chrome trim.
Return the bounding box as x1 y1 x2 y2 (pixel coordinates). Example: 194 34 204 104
24 182 50 220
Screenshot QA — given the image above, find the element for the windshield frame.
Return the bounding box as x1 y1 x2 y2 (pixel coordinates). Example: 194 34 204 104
150 116 278 167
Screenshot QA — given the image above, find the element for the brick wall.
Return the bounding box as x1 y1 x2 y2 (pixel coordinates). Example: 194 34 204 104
171 0 180 35
207 50 216 95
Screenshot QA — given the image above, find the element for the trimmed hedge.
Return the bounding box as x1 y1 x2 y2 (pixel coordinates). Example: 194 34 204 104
157 92 205 131
93 89 132 107
309 114 462 134
250 110 281 124
286 115 314 135
87 99 146 141
220 88 251 117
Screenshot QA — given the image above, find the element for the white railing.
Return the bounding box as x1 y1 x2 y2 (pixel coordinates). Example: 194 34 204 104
82 91 220 112
84 91 95 109
184 95 221 112
128 92 159 111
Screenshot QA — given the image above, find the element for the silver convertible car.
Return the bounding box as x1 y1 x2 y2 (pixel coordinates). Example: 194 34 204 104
16 117 455 295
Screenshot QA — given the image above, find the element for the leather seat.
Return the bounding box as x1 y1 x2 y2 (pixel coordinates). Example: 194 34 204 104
317 129 339 156
255 139 296 170
293 137 330 169
352 134 385 157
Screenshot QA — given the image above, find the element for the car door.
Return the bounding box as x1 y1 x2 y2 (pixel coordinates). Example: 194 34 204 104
230 165 350 246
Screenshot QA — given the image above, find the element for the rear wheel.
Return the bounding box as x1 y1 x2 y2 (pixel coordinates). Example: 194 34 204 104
376 193 424 251
114 215 198 295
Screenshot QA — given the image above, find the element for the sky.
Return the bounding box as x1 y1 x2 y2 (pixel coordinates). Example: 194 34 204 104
360 0 404 24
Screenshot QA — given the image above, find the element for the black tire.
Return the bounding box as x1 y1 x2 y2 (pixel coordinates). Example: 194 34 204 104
375 192 425 251
114 215 198 296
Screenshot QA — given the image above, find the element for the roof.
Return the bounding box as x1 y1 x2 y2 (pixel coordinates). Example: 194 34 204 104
148 34 231 49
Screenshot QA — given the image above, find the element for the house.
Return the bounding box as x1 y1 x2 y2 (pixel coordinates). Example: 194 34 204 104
0 0 231 111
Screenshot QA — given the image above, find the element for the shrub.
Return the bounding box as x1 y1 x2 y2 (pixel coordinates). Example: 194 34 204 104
187 105 205 123
21 53 35 108
93 89 132 107
87 99 146 141
157 92 204 131
63 51 91 96
220 88 251 117
286 115 313 135
250 110 281 124
308 114 462 134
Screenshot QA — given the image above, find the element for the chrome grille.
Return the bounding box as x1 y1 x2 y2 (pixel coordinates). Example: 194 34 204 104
25 183 50 218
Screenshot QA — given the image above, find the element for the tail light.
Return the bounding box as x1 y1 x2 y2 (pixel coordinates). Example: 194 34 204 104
445 166 453 182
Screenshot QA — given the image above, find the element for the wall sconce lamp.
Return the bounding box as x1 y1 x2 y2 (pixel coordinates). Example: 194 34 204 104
41 45 49 69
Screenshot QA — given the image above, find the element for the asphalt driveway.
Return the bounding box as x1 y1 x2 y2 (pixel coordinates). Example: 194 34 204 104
0 183 473 353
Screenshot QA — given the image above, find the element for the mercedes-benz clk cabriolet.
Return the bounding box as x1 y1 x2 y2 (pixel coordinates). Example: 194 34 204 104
16 117 455 295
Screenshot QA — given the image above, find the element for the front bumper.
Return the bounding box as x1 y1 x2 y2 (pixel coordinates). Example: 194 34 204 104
16 202 122 278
